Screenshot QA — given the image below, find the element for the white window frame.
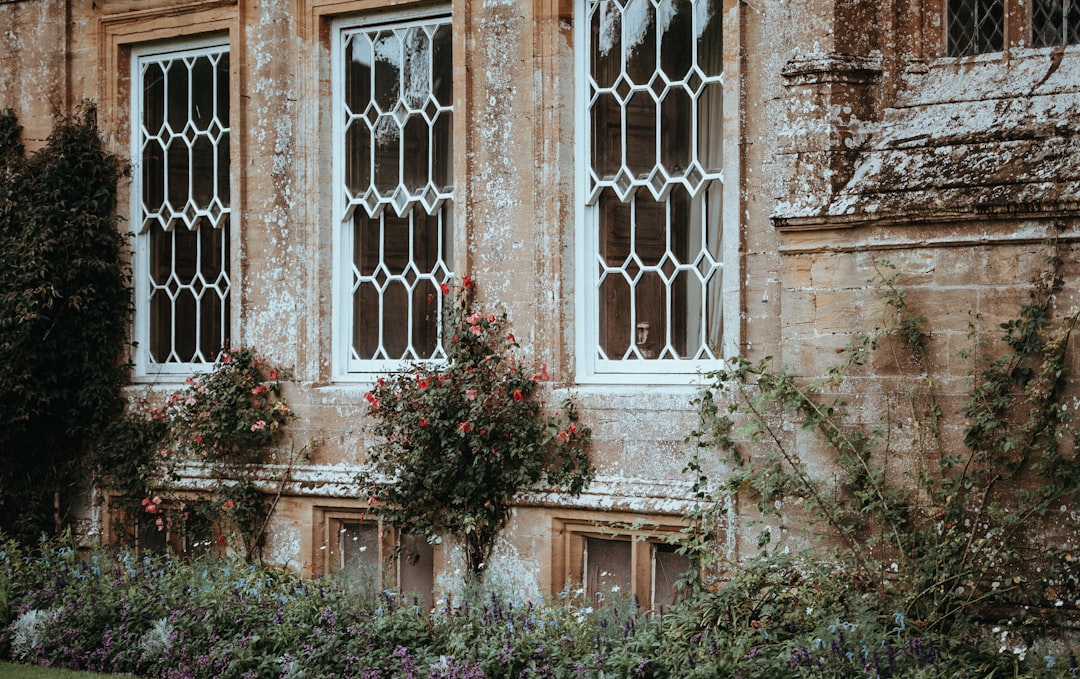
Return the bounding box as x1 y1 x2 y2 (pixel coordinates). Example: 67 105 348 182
574 0 729 384
130 37 232 380
331 8 455 381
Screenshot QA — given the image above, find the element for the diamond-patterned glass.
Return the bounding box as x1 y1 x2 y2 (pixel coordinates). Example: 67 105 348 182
587 0 723 364
947 0 1004 56
138 46 231 366
1033 0 1080 47
340 16 453 368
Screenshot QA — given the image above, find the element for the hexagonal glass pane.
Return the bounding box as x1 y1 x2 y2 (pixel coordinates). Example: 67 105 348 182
625 90 657 177
345 34 374 114
623 0 658 86
697 80 722 173
380 281 410 359
659 0 694 82
373 119 401 193
403 114 430 192
432 24 453 107
191 57 214 130
591 1 622 89
345 119 372 197
383 212 412 276
352 283 382 359
402 27 431 111
167 141 190 209
431 111 452 190
353 213 380 277
191 135 215 208
142 140 166 215
660 85 691 174
598 189 632 263
373 32 401 113
633 195 667 267
165 60 189 133
591 92 622 180
142 62 166 136
216 134 230 204
599 273 632 358
215 54 229 123
696 0 721 78
199 220 227 281
410 281 439 359
633 271 668 358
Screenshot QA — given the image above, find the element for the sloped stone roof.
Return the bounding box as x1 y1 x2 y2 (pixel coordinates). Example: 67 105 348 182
776 48 1080 228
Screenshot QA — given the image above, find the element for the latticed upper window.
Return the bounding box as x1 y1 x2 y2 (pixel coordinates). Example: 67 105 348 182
1032 0 1080 47
948 0 1080 55
334 12 453 376
132 41 231 376
947 0 1004 56
581 0 722 376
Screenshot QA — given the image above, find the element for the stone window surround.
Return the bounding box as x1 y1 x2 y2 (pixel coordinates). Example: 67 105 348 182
330 6 455 379
100 490 218 559
98 5 239 382
551 511 695 609
314 506 440 604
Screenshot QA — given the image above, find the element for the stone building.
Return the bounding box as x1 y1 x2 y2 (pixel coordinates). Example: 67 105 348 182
2 0 1079 604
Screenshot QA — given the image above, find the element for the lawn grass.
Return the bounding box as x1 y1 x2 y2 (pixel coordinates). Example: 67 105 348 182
0 662 124 678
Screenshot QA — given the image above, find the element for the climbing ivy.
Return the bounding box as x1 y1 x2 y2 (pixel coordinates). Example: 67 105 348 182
0 104 130 543
691 253 1080 640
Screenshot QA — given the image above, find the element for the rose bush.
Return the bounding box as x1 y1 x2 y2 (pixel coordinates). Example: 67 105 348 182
144 347 300 561
164 346 293 465
361 277 593 579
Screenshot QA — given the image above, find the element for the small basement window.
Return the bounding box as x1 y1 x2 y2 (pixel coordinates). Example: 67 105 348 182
555 516 694 609
104 493 215 558
319 510 437 609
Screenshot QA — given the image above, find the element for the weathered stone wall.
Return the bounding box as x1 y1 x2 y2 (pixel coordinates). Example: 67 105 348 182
4 0 1079 597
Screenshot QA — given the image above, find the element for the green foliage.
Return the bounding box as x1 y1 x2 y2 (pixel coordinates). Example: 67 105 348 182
692 254 1080 650
148 347 304 562
1 536 1069 677
361 277 593 579
87 410 168 505
0 104 129 543
163 347 293 465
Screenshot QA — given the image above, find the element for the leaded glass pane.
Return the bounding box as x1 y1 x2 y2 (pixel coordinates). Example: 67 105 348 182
652 542 690 608
1033 0 1080 47
584 537 633 603
586 0 722 365
340 15 454 368
947 0 1004 56
138 46 231 368
398 531 435 610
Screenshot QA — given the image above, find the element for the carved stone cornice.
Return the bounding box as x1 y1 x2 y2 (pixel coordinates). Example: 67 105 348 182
781 52 884 87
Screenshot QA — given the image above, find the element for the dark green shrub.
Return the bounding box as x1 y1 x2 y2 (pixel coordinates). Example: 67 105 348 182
0 104 129 542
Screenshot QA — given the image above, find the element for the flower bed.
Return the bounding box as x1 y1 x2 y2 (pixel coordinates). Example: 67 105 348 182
0 538 1071 678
